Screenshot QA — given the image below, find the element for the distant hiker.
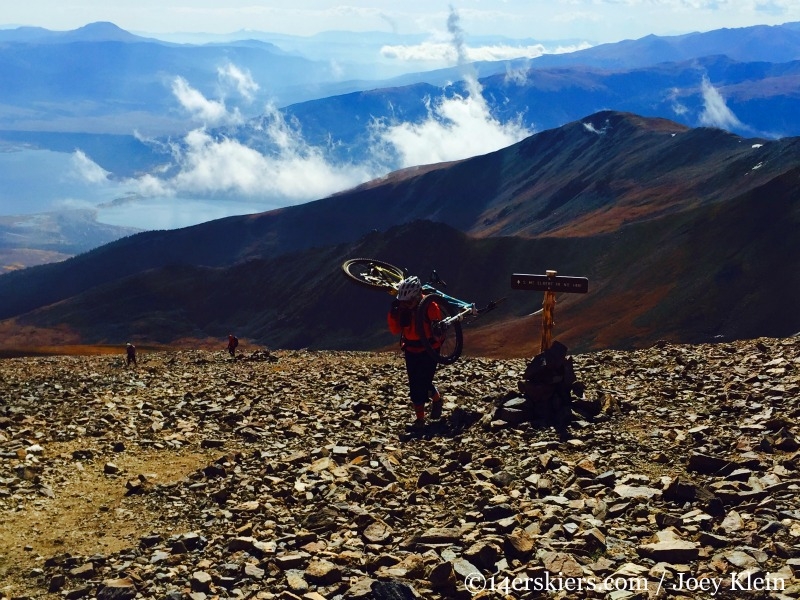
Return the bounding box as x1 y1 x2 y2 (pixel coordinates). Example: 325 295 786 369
227 334 239 357
125 342 137 366
388 276 443 428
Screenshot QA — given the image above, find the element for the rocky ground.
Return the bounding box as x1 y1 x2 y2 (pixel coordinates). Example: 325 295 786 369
0 337 799 600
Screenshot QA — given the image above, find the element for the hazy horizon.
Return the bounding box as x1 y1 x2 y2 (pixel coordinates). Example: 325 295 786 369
3 0 798 46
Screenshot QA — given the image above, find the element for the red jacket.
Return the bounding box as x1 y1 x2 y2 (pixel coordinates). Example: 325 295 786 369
388 295 443 353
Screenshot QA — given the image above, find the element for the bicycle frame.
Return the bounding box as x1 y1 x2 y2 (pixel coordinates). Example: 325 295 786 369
421 284 478 324
364 261 482 325
342 258 504 365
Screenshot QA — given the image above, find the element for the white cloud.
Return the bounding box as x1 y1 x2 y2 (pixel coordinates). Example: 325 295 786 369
374 76 532 168
369 7 531 167
381 5 593 65
672 102 689 116
754 0 792 17
380 41 592 63
505 64 530 86
582 122 605 135
698 75 744 130
116 6 537 225
666 86 689 116
551 41 595 54
380 41 468 62
71 150 110 184
172 76 239 126
133 104 377 202
217 63 259 102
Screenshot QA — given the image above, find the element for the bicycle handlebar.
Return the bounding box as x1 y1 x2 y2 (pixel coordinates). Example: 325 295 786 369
438 297 506 327
478 297 507 314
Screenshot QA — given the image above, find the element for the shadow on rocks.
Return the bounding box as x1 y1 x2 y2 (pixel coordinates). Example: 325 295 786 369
400 407 481 442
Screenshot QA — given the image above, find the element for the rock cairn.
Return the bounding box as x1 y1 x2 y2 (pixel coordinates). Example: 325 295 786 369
0 338 798 599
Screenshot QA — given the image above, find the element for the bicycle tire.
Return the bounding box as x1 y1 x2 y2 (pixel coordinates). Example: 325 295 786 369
417 293 463 365
342 258 405 292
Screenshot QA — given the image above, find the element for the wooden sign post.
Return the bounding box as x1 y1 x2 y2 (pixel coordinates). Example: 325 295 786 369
540 271 557 352
511 271 589 353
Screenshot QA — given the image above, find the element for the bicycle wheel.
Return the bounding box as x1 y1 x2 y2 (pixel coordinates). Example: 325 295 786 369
342 258 405 292
417 293 463 365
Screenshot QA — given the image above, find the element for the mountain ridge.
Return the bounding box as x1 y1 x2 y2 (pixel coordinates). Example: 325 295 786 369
0 21 155 43
528 21 800 68
0 112 798 354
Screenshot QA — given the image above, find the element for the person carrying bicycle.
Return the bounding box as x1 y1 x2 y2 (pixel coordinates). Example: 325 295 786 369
388 276 444 428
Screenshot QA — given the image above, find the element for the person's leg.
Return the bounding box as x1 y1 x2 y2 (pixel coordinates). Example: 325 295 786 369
430 394 443 419
410 351 440 419
405 351 431 423
420 354 443 419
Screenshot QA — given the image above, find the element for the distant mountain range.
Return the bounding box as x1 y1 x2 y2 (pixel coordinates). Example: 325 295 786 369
2 20 800 136
528 21 800 69
280 53 800 165
0 21 343 135
1 21 799 148
2 20 800 269
0 111 797 355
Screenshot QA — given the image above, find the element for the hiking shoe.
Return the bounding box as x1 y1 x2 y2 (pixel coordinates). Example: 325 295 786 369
430 400 443 420
406 418 425 431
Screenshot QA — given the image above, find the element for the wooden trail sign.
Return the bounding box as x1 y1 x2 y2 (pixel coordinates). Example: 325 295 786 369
511 271 589 353
511 273 589 293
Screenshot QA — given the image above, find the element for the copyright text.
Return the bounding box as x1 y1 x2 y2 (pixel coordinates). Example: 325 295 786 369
463 571 786 596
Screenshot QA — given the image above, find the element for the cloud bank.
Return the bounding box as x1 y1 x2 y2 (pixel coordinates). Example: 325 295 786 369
123 12 532 218
137 114 376 201
380 41 591 63
147 73 530 202
72 9 534 229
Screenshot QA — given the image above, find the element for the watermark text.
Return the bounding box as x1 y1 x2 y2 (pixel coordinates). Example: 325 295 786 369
464 571 786 597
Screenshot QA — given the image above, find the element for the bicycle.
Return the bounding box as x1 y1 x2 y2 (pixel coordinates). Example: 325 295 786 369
342 258 505 365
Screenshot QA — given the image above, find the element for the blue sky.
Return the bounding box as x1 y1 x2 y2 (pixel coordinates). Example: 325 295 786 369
3 1 799 44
